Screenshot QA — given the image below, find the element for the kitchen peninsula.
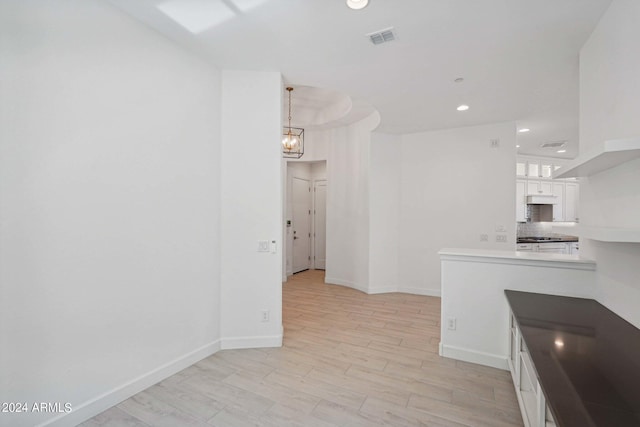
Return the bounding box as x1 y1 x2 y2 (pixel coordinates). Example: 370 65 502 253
438 248 595 369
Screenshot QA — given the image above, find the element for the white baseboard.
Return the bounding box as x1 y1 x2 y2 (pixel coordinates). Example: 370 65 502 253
439 343 508 370
398 286 441 297
39 340 221 427
324 276 368 293
221 332 283 350
368 286 398 294
324 277 441 297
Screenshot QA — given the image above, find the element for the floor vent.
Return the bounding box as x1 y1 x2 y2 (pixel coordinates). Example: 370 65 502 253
368 27 396 45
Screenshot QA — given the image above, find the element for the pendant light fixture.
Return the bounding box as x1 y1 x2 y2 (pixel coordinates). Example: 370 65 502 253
282 87 304 159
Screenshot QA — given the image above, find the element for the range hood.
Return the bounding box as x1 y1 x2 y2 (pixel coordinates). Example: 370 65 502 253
526 195 557 205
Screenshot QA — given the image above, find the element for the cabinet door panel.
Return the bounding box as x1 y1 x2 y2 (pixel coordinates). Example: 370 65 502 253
537 243 568 254
565 182 579 222
516 180 527 222
527 180 553 195
552 182 565 221
540 181 553 195
527 180 541 195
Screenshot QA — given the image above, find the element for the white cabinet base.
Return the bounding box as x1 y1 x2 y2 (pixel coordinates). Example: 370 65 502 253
509 310 557 427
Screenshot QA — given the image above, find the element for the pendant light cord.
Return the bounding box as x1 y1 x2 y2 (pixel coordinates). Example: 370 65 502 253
286 87 293 136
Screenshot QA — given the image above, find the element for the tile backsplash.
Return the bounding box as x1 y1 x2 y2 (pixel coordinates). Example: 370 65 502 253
517 222 553 237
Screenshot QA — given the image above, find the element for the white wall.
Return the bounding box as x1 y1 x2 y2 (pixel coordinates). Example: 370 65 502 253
0 1 222 426
293 128 330 163
311 161 327 182
220 70 283 349
579 0 640 328
368 132 402 293
308 120 516 297
324 112 380 292
397 123 517 296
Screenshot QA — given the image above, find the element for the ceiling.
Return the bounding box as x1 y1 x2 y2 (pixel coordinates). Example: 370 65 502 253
107 0 613 159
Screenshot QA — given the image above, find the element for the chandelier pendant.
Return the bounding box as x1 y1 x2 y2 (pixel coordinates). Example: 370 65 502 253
282 87 304 159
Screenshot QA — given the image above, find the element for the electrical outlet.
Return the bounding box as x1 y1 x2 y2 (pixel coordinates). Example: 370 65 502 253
257 240 269 252
496 234 507 243
480 234 488 242
495 224 506 232
261 310 270 322
447 317 457 331
490 139 500 148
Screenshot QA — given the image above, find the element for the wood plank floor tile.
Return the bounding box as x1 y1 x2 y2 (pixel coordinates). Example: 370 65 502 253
117 391 212 427
78 406 150 427
306 367 411 407
143 382 225 421
83 270 522 427
222 370 321 415
359 397 468 427
263 370 367 409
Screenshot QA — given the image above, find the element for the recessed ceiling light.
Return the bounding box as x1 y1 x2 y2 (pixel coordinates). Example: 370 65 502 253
456 105 469 111
346 0 368 10
557 149 567 153
518 128 530 133
516 145 520 148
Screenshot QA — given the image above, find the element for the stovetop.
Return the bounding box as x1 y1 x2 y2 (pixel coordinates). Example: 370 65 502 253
517 236 579 243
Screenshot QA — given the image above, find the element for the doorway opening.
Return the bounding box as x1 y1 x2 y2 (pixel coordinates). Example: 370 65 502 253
285 161 327 277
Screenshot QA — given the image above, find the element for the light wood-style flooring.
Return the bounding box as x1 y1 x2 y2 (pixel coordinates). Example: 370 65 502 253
82 270 523 426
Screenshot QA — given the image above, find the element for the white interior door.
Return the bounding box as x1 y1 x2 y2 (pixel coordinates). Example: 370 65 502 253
314 180 327 270
292 177 311 273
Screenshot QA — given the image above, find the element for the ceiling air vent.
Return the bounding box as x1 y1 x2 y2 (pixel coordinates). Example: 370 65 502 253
540 141 567 149
367 27 396 45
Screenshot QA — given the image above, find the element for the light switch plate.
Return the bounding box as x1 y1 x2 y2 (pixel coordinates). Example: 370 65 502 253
257 240 270 252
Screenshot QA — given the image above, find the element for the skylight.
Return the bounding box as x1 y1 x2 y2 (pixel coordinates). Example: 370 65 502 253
157 0 235 34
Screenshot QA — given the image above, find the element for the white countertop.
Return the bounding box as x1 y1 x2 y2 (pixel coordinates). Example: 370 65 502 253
439 248 596 270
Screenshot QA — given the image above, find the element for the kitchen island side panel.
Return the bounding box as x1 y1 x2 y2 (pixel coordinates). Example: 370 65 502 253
439 249 596 369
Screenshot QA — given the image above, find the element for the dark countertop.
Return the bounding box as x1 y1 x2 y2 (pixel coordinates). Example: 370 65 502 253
505 290 640 427
517 235 579 243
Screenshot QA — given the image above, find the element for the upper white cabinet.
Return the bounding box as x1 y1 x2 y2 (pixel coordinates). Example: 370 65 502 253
526 180 553 195
565 182 579 222
540 163 553 179
552 182 565 221
516 179 527 222
517 157 565 178
516 156 579 223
